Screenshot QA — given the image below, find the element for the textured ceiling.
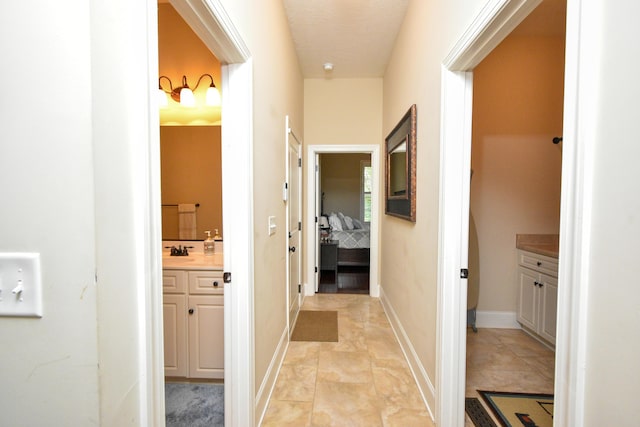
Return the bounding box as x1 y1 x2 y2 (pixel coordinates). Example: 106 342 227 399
283 0 410 78
282 0 566 79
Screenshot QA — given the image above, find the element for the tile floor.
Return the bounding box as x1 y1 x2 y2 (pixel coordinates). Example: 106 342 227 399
465 328 556 426
261 294 555 427
261 294 434 427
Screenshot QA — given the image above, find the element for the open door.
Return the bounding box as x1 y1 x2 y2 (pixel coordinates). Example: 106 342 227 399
286 117 302 335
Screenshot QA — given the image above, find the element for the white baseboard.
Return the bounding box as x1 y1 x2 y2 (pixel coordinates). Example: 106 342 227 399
255 327 288 426
380 287 436 420
475 310 521 329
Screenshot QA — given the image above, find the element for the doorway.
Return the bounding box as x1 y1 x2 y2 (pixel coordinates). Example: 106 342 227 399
435 0 584 425
317 153 372 294
305 145 380 298
465 0 565 417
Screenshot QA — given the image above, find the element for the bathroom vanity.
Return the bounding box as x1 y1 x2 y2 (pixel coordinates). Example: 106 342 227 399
162 252 224 379
515 234 559 347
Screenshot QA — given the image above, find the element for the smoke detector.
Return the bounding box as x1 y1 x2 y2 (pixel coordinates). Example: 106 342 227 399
323 62 334 72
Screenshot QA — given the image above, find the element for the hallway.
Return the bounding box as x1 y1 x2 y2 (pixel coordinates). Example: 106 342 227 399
261 294 433 426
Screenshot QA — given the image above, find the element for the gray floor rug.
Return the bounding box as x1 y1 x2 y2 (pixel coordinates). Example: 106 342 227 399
165 382 224 427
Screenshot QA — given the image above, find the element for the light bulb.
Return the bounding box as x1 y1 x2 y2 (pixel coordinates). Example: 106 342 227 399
180 87 195 107
158 89 168 108
206 86 221 106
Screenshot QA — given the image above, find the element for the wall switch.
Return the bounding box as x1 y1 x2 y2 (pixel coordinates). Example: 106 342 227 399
0 253 43 317
268 216 277 236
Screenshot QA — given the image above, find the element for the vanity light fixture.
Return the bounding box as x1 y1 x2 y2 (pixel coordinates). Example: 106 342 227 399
158 74 221 107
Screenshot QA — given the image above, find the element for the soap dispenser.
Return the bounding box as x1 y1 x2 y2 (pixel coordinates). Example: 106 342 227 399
213 228 222 253
204 230 215 256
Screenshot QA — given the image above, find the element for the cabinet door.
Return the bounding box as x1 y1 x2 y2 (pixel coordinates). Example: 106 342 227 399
188 295 224 379
163 294 187 377
538 273 558 344
188 271 224 295
163 270 187 293
517 267 538 331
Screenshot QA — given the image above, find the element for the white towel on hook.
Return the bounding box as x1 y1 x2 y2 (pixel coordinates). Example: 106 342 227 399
178 204 197 239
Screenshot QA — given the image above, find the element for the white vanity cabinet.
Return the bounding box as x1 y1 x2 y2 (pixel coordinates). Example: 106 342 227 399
516 250 558 346
162 268 224 379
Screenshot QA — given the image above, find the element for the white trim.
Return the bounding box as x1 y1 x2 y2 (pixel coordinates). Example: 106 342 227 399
255 328 289 427
221 59 255 427
380 287 435 420
305 145 380 298
169 0 250 63
436 68 473 427
443 0 541 71
152 2 255 426
475 310 520 329
553 0 594 424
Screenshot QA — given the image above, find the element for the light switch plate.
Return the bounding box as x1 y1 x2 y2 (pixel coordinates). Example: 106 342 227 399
0 253 43 317
268 216 277 236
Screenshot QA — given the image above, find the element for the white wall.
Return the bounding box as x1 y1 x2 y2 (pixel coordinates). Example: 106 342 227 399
579 1 640 424
0 1 100 424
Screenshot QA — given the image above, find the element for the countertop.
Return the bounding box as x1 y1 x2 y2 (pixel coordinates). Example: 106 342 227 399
516 234 559 259
162 252 223 270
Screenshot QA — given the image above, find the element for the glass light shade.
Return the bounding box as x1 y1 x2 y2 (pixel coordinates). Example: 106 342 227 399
179 87 195 107
206 86 221 106
158 89 168 107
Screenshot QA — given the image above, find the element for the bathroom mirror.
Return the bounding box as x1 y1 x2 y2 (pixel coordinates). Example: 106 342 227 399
385 104 416 222
160 126 223 240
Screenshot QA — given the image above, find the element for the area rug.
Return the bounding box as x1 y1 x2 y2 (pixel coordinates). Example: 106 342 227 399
165 382 224 427
466 397 497 427
479 390 554 427
290 310 338 342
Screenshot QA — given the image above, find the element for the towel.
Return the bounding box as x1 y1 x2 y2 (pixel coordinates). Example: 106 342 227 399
178 204 197 240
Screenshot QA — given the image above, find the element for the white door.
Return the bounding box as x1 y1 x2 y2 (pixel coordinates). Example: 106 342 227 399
314 153 321 292
286 117 302 335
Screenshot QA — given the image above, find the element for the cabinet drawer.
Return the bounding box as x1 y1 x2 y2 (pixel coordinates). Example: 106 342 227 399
188 271 224 294
163 270 187 293
518 250 558 277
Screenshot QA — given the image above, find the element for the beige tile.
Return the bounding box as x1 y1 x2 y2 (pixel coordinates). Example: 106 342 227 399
262 400 313 427
311 381 383 427
372 366 426 409
381 406 434 427
271 364 317 402
317 350 372 383
284 341 322 366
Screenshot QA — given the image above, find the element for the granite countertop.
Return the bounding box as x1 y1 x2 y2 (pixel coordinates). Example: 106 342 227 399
516 234 559 259
162 252 223 270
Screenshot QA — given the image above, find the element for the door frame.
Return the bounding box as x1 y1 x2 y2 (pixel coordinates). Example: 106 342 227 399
285 116 303 335
305 144 380 297
154 1 255 426
436 0 590 426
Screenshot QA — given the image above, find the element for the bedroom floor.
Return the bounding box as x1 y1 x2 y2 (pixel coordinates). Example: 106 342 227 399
318 266 369 294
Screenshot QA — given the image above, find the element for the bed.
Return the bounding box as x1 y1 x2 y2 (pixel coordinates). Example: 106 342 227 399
326 213 370 267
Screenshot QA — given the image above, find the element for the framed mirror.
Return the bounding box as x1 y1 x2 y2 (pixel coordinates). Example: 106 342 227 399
385 104 416 222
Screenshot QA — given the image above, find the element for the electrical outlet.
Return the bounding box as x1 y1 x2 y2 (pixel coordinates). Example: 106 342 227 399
0 253 43 317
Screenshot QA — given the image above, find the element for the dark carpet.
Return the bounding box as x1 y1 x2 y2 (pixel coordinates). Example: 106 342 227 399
165 382 224 427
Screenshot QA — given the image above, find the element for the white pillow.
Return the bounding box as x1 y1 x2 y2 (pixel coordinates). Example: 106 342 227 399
343 215 355 230
328 214 343 231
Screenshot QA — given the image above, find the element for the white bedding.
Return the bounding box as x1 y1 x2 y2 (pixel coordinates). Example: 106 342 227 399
331 229 370 249
326 212 370 249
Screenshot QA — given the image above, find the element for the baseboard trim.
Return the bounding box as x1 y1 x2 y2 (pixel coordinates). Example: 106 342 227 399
475 310 521 329
255 327 288 426
380 286 436 420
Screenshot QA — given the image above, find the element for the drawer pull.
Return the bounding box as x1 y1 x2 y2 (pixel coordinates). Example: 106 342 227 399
537 261 542 266
188 308 194 315
213 281 219 287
